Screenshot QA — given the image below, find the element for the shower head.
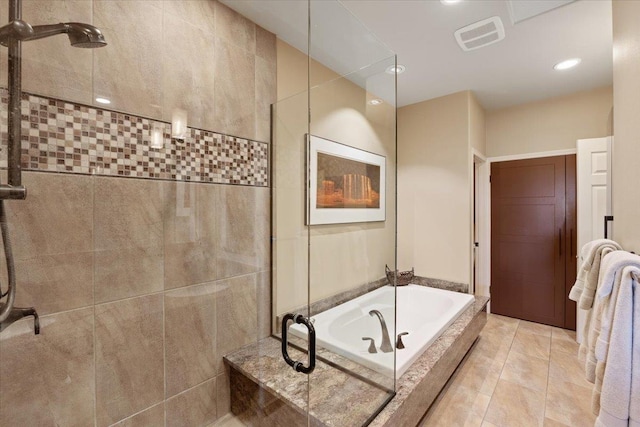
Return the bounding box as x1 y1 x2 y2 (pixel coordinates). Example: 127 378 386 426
0 20 107 48
62 23 107 48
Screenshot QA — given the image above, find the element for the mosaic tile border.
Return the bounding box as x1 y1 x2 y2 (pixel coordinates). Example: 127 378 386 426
0 90 269 187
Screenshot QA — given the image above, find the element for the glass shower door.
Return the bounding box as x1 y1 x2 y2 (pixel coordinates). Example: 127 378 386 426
307 1 398 424
273 1 398 425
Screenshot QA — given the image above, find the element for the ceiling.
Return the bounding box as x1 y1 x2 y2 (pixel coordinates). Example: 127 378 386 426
222 0 613 110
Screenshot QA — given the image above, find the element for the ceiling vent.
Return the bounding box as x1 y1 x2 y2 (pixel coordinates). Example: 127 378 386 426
454 16 505 52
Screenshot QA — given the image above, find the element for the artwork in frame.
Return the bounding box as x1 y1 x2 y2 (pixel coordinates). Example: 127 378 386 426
308 134 386 225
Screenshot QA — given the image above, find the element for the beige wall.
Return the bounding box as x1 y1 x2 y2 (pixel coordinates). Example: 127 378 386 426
469 92 486 156
398 91 474 285
612 0 640 249
486 86 613 158
274 40 396 314
0 2 275 426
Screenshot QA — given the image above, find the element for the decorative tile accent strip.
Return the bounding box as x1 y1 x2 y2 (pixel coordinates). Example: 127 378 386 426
0 90 269 187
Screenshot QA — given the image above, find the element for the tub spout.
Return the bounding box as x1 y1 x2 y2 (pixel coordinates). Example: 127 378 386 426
369 309 393 353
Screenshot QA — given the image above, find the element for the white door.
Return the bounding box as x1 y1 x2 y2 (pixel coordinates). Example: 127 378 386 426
576 136 612 342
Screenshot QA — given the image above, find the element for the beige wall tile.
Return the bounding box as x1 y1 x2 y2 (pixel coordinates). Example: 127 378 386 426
215 1 256 54
111 403 165 427
216 185 269 279
94 177 165 251
6 172 93 257
93 0 163 118
94 246 164 303
15 0 94 104
94 177 165 301
165 282 218 398
164 0 216 34
166 379 217 427
256 25 276 63
257 270 271 339
217 367 231 419
216 274 258 371
0 308 95 426
164 181 218 289
161 13 216 131
95 294 164 426
214 38 256 140
15 252 94 315
255 55 277 143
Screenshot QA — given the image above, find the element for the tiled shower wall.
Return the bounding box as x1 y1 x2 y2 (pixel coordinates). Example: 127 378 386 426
0 1 275 426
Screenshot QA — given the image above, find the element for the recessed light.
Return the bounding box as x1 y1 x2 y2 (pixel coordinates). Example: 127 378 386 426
95 97 111 104
385 65 406 74
441 0 462 4
553 58 581 71
369 99 383 106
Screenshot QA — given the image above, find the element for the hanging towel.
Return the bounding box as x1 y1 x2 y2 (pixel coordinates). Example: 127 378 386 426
595 252 640 361
570 240 600 302
591 259 633 416
630 270 640 427
580 252 625 384
595 265 640 427
569 239 623 310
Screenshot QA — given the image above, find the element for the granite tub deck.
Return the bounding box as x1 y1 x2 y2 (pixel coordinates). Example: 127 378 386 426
224 295 489 426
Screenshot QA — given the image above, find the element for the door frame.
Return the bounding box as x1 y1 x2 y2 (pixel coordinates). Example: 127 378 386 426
481 148 577 313
473 149 489 300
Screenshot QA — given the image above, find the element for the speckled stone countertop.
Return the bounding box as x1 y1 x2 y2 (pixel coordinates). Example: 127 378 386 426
224 337 392 426
224 294 489 426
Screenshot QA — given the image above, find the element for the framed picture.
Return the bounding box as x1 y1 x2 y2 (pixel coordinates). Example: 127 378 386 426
308 135 386 225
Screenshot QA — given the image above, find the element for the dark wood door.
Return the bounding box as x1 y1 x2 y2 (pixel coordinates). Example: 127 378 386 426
491 156 570 328
564 155 577 330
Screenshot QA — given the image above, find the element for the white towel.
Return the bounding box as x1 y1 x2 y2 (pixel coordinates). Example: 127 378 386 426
595 252 640 362
570 240 600 302
596 265 640 426
589 263 625 406
579 249 628 383
569 239 623 309
628 270 640 427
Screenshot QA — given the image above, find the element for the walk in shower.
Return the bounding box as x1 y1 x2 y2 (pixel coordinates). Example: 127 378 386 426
0 0 274 425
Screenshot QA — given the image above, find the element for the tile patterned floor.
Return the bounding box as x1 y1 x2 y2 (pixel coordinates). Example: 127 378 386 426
420 313 597 427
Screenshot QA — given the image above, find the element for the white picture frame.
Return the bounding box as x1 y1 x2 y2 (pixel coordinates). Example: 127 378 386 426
308 135 386 225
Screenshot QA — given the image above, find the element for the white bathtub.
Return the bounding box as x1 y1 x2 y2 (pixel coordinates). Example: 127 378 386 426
289 284 474 378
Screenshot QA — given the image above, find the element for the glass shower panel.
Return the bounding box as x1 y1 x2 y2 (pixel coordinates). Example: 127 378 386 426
307 0 398 424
